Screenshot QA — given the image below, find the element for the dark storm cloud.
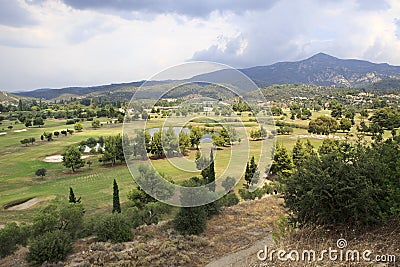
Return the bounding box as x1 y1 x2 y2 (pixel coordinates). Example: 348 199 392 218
0 0 37 27
60 0 279 17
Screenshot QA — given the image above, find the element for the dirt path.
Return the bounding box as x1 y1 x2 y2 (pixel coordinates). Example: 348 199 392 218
205 234 273 267
7 197 45 210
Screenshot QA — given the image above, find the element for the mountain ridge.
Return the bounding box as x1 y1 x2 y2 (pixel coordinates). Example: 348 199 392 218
12 53 400 100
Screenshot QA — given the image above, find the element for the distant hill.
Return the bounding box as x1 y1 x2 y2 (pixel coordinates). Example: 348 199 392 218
0 91 23 106
13 53 400 100
14 81 146 100
193 53 400 88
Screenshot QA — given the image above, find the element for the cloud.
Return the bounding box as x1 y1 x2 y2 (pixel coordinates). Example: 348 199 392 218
192 0 400 67
59 0 279 18
355 0 390 11
0 0 37 27
1 0 400 92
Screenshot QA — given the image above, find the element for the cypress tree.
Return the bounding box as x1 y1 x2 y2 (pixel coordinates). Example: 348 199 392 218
112 179 121 213
69 187 80 203
201 149 219 217
207 149 215 192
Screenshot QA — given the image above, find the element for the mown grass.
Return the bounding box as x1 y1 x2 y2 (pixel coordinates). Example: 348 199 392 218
0 112 385 224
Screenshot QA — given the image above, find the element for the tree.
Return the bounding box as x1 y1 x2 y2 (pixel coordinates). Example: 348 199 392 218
35 168 46 179
339 117 352 132
360 109 369 118
370 107 400 130
201 149 216 192
212 132 225 148
92 119 100 129
112 179 121 213
189 126 204 149
269 144 294 180
330 101 342 119
163 126 179 157
43 132 53 141
25 120 32 127
178 131 190 155
132 130 148 159
62 146 85 172
74 122 83 131
54 131 60 137
101 134 124 166
150 129 164 158
221 176 236 192
250 128 261 140
282 138 400 226
195 150 209 170
271 106 283 116
33 116 44 127
173 206 207 235
69 187 81 203
292 139 315 167
358 121 369 134
29 137 35 145
20 138 30 146
173 178 208 235
244 156 258 187
308 116 338 135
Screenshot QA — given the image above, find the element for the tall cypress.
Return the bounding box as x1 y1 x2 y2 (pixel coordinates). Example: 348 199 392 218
208 149 215 192
69 187 76 203
112 179 121 213
69 187 81 203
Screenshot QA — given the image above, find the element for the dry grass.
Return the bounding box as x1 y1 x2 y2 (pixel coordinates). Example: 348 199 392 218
246 219 400 266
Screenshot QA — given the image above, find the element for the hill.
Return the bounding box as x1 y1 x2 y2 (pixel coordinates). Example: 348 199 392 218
13 53 400 100
0 91 25 106
193 53 400 88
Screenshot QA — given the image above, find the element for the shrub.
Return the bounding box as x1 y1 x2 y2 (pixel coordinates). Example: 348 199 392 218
66 119 75 125
238 188 264 200
218 192 239 207
173 206 207 235
94 213 132 243
0 222 30 258
27 230 72 265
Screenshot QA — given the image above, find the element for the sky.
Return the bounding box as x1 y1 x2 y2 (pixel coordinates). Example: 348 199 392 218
1 0 400 92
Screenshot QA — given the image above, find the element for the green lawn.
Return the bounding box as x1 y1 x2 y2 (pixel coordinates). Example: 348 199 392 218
0 112 388 224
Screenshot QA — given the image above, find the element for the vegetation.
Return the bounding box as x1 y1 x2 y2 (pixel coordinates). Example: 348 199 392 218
112 179 121 213
62 145 85 172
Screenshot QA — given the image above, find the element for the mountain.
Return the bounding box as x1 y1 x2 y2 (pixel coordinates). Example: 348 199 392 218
13 53 400 100
192 53 400 88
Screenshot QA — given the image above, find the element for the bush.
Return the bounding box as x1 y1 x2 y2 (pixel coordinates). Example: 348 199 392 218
283 139 400 226
0 222 30 258
173 206 207 235
94 213 132 243
27 230 72 265
238 188 264 200
66 119 75 125
218 192 239 207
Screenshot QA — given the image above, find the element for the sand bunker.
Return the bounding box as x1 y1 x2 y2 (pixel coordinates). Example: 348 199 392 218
14 129 27 133
6 197 45 211
0 132 6 135
43 155 89 163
